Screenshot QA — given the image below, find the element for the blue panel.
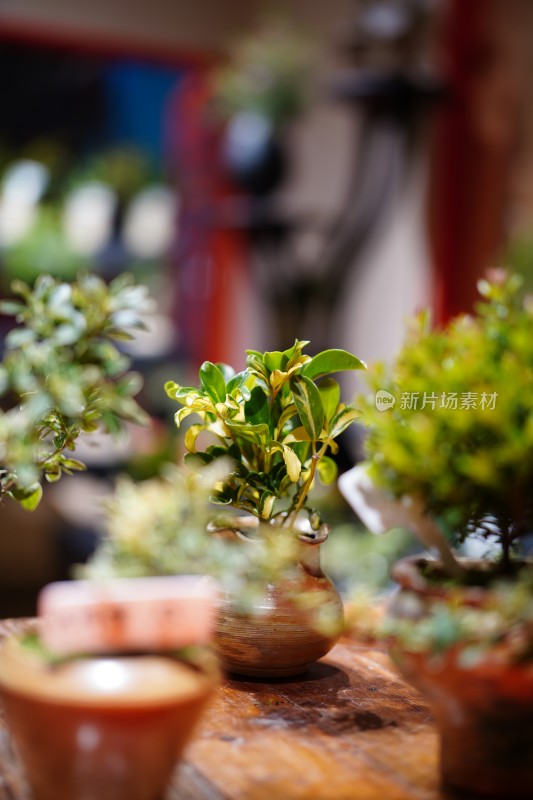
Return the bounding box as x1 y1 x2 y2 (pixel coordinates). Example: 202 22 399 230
103 62 184 162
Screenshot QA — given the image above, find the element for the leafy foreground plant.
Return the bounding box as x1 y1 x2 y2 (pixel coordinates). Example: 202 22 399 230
0 273 152 509
165 340 365 530
83 464 307 614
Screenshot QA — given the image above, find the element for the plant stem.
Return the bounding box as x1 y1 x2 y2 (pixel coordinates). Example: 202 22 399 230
285 442 327 528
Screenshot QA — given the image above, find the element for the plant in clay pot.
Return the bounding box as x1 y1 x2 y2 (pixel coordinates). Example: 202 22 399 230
163 339 366 676
0 272 152 510
0 574 219 800
339 270 533 799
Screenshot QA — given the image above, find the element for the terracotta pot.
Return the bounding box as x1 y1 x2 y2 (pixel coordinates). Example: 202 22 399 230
0 636 218 800
387 557 533 799
213 520 344 678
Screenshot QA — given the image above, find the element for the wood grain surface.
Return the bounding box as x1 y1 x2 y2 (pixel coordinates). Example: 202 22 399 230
0 619 444 800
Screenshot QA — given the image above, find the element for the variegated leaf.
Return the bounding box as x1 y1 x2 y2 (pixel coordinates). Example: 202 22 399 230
328 405 361 439
282 425 312 444
282 445 302 483
174 406 197 427
184 423 205 453
260 492 275 519
290 375 325 442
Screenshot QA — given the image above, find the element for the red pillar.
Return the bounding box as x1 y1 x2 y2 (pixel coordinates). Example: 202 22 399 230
429 0 522 321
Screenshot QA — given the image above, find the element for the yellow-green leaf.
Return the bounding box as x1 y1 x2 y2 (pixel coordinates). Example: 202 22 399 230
317 456 337 485
184 424 205 453
283 445 302 483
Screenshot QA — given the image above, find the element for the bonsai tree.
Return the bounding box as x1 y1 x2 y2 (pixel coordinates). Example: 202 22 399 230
0 272 152 509
357 269 533 571
165 339 365 532
339 269 533 798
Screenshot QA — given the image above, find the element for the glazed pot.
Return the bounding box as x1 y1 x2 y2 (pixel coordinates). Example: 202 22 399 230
0 635 218 800
387 557 533 799
213 519 344 678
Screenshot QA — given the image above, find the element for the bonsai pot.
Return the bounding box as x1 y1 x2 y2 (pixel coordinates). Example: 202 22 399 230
213 519 344 678
0 635 218 800
387 556 533 799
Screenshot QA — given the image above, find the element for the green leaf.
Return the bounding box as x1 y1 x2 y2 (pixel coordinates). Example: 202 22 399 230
290 375 325 442
200 361 226 403
277 403 299 431
225 419 270 447
303 349 366 380
10 483 43 511
215 363 235 383
226 371 249 394
106 329 135 342
245 354 270 382
316 456 337 484
59 458 86 472
264 351 286 373
283 340 310 364
244 386 270 427
318 378 340 424
44 466 63 483
184 451 214 467
328 405 361 439
175 387 202 402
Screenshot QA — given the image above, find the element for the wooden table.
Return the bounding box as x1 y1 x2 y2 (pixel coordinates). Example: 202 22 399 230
0 618 444 800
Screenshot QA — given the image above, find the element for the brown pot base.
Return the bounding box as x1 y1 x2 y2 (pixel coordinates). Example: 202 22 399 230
215 576 344 679
0 639 218 800
389 557 533 800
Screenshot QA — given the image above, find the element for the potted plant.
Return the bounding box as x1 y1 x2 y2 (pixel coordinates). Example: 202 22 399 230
339 269 533 798
0 272 151 510
0 573 219 800
163 339 365 676
211 19 312 195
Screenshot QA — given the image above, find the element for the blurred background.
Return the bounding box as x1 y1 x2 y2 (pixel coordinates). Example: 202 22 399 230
1 0 533 615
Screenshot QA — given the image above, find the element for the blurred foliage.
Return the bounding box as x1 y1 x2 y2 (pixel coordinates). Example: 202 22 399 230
2 208 88 285
382 567 533 662
0 272 152 508
66 147 157 204
361 270 533 564
501 233 533 294
165 340 365 528
211 19 312 128
83 463 306 613
322 522 416 593
0 145 159 290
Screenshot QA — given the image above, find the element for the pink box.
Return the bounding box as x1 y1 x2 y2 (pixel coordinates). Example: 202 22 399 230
38 575 219 655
